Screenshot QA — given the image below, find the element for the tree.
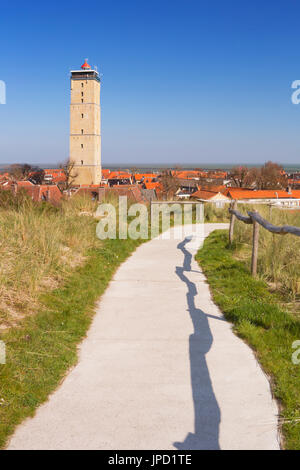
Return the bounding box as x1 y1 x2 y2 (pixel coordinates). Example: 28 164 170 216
59 159 78 191
256 161 286 190
230 162 287 190
29 169 45 185
8 163 35 181
159 169 179 199
230 166 254 188
130 167 140 183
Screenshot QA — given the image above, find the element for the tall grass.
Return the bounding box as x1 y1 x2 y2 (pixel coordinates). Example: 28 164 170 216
204 203 230 223
233 204 300 298
197 230 300 449
0 227 143 449
0 190 147 448
0 192 100 328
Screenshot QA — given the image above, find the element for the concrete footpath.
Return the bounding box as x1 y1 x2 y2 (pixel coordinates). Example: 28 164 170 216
8 224 280 450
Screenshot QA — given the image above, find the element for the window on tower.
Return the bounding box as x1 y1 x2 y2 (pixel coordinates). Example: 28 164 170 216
81 113 84 118
81 129 84 134
81 92 84 97
81 144 83 149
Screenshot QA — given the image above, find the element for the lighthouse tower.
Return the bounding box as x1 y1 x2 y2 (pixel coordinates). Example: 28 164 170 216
69 59 102 185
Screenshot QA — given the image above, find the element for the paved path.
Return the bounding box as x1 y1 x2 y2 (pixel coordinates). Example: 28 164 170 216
8 224 279 450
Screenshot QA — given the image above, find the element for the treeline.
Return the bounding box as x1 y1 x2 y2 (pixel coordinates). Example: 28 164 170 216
230 161 287 189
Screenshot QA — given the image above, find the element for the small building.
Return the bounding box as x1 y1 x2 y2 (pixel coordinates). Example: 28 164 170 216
12 183 63 205
176 178 199 194
191 189 231 208
226 189 300 207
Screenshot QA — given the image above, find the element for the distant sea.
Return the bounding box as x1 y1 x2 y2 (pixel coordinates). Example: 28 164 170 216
102 163 300 172
1 163 300 172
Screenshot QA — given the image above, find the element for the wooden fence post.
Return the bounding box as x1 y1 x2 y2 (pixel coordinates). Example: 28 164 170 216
229 206 300 276
251 218 259 276
269 203 272 219
229 200 237 244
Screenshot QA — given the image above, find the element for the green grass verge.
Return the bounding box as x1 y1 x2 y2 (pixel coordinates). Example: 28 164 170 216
0 237 142 449
196 230 300 450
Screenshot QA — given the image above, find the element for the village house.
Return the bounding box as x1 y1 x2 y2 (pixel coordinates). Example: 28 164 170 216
175 178 199 199
189 185 300 208
107 171 133 186
226 188 300 207
134 173 158 183
43 169 66 184
14 182 62 205
190 189 231 207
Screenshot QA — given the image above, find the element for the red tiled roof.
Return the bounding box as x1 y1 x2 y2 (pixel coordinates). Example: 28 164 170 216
108 172 132 179
227 189 300 200
172 170 228 179
0 180 13 189
209 172 227 179
98 186 146 203
79 184 100 188
172 171 204 179
144 182 159 190
198 185 227 193
44 169 65 174
16 184 62 204
192 189 229 200
101 169 111 178
43 169 67 183
16 181 34 187
110 184 135 188
134 173 157 181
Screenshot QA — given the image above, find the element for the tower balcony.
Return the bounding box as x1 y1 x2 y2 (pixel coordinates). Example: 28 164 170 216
70 70 100 82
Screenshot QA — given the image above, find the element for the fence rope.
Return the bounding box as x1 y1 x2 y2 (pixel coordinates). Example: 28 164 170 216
228 205 300 276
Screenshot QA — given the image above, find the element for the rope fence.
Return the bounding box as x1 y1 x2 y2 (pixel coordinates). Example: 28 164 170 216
228 201 300 276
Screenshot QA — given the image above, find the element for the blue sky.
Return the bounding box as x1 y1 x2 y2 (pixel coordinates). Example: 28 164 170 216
1 0 300 166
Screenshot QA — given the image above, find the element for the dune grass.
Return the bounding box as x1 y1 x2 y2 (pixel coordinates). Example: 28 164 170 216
233 204 300 299
203 203 230 223
0 191 104 329
0 192 143 448
1 192 290 448
196 229 300 449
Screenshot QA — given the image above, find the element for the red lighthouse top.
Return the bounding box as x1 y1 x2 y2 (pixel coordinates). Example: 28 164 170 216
81 59 91 70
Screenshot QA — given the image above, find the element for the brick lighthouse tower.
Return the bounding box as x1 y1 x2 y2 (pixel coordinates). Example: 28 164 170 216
69 59 102 185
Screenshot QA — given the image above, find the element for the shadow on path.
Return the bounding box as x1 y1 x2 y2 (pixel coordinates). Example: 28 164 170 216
173 237 221 450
